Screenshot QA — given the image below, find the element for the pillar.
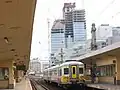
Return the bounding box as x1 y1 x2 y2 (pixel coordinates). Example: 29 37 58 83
116 56 120 84
0 60 15 89
9 60 15 89
16 70 24 82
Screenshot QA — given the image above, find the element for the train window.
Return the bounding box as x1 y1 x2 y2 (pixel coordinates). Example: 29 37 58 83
73 67 75 74
60 69 62 76
64 68 69 74
79 68 83 74
0 68 9 80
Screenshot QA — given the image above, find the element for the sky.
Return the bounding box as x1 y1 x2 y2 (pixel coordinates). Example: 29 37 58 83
30 0 120 60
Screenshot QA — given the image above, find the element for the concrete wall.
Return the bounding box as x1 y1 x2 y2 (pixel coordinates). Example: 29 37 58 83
98 76 114 84
96 56 116 66
0 80 9 89
0 60 15 89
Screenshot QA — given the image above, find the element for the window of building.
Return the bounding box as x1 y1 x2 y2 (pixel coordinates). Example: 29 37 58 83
96 64 115 77
0 68 9 80
51 54 54 56
64 68 69 75
79 68 83 74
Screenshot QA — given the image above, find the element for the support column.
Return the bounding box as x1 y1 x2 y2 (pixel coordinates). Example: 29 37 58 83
16 70 24 82
0 60 15 89
116 56 120 85
9 61 15 89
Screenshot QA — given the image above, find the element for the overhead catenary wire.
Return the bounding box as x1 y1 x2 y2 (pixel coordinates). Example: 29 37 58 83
99 0 116 16
93 0 116 23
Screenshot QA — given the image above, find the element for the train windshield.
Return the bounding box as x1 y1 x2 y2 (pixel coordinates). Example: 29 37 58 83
64 68 69 74
79 68 83 74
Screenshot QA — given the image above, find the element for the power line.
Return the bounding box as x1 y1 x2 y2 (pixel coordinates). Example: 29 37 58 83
93 0 116 24
112 12 120 18
99 0 116 16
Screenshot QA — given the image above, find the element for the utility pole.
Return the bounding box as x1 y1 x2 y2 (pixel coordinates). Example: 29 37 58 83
60 48 63 64
91 23 97 83
47 18 50 67
91 23 97 50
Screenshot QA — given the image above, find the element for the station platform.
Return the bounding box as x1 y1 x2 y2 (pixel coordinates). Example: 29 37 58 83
87 84 120 90
1 78 32 90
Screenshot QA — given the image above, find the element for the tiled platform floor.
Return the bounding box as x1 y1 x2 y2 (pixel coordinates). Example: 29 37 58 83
87 84 120 90
0 78 32 90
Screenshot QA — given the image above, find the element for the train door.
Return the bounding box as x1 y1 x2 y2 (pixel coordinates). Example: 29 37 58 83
71 65 77 79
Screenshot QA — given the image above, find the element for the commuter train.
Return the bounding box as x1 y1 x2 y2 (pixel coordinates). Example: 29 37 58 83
43 61 86 87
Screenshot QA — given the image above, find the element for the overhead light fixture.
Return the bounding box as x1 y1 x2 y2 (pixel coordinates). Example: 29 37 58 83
10 49 15 52
13 63 16 66
24 55 28 59
5 0 12 3
17 59 20 60
4 37 9 44
0 24 4 27
15 54 18 57
9 26 21 30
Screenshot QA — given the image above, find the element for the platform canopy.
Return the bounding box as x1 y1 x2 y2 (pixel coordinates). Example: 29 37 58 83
74 42 120 63
0 0 36 68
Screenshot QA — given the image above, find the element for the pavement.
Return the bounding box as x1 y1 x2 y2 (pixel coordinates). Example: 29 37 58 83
87 84 120 90
0 78 32 90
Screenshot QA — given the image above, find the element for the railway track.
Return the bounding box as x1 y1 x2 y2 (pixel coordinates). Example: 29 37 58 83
29 76 105 90
30 76 63 90
36 80 49 90
30 79 38 90
37 80 64 90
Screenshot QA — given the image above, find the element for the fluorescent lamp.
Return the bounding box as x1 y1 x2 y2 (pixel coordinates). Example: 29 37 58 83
17 59 20 60
15 54 18 57
4 37 9 44
10 49 15 52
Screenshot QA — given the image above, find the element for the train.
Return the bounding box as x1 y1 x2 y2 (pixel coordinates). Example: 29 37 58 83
28 71 35 75
43 60 86 87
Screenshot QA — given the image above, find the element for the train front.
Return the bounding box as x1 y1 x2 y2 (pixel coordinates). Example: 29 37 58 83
61 61 85 85
69 63 85 84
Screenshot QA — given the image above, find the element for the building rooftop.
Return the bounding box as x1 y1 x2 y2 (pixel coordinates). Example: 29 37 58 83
63 3 76 9
51 19 65 30
101 24 109 26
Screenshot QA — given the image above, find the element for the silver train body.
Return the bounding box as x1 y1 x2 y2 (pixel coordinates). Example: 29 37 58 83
43 61 85 86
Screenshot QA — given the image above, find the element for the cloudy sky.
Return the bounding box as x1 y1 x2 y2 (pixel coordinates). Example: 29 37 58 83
30 0 120 60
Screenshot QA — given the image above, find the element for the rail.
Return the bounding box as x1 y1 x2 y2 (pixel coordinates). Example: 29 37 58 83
30 79 38 90
29 77 50 90
36 80 63 90
37 81 49 90
29 76 105 90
